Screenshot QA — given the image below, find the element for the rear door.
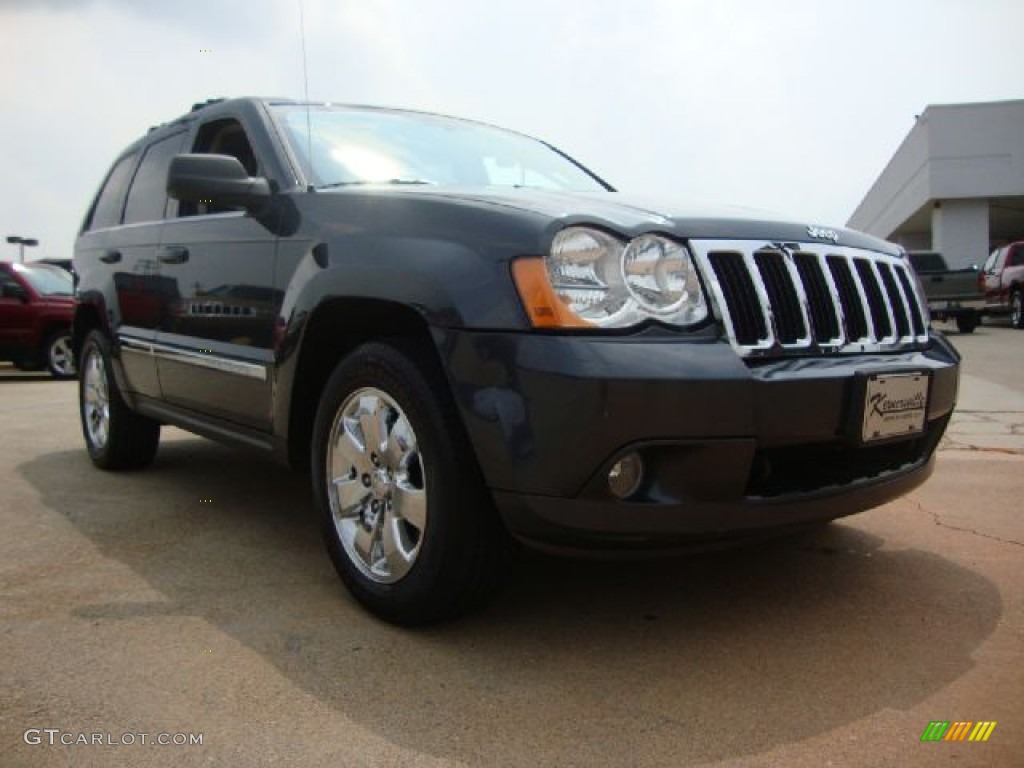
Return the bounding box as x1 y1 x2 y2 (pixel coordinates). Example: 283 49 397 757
153 112 279 430
77 147 170 397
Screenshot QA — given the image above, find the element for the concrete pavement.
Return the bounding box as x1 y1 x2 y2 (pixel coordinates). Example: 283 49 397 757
1 326 1021 767
944 372 1024 453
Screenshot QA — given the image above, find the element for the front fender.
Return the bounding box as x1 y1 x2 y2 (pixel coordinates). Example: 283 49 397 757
278 238 529 333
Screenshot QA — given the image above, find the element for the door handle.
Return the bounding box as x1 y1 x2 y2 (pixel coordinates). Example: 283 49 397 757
99 250 122 264
159 245 190 264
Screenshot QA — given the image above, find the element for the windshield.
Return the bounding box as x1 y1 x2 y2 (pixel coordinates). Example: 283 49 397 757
272 105 609 193
15 263 73 296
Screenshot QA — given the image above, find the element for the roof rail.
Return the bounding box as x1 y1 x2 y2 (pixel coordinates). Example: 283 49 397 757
190 98 227 113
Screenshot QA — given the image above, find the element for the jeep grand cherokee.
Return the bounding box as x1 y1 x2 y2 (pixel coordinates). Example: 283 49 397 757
73 98 960 624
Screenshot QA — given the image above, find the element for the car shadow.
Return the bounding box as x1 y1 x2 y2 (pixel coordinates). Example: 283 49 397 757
0 371 56 382
934 316 1013 335
19 441 1002 765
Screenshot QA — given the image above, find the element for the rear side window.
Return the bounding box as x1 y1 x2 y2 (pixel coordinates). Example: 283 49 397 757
123 131 188 225
86 152 139 231
1009 246 1024 268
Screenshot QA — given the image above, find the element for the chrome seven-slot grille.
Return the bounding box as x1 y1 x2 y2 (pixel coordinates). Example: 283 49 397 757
691 241 929 357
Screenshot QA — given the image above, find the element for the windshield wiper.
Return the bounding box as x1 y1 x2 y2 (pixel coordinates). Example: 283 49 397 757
317 178 435 190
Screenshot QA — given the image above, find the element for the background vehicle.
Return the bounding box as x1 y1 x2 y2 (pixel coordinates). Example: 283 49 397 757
907 251 984 333
73 98 959 625
35 257 76 277
980 241 1024 328
0 261 76 378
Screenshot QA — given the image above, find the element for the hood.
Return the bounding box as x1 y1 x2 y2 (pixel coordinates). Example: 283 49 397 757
337 185 897 255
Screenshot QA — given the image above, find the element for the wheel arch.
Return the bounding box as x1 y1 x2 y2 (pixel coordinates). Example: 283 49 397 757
39 320 72 350
72 300 108 363
281 297 457 470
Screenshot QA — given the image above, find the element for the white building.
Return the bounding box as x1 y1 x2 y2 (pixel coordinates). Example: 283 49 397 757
848 100 1024 268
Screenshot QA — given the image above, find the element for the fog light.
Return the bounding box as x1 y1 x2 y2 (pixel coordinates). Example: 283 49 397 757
608 452 644 499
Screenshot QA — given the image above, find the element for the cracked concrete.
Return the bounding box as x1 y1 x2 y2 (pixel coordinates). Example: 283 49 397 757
918 499 1024 548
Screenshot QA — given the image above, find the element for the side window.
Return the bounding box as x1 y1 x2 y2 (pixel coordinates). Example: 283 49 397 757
179 118 260 217
123 131 188 225
0 270 21 294
86 151 139 231
1009 246 1024 268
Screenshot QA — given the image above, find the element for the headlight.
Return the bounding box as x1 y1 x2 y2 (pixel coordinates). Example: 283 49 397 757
547 227 632 325
513 226 708 329
622 234 706 323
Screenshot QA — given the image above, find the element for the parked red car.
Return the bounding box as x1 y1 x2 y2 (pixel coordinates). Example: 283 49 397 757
0 261 76 378
981 241 1024 328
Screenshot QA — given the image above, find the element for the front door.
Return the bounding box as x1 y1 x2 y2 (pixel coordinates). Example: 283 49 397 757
154 116 278 430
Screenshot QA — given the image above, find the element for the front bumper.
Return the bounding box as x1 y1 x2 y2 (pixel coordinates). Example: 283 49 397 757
436 328 959 550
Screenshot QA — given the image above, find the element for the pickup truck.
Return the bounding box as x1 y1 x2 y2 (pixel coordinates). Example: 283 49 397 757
907 251 984 333
0 260 76 378
980 241 1024 328
73 98 960 624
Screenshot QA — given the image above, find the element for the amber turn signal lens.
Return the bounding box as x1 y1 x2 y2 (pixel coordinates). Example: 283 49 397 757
511 258 592 329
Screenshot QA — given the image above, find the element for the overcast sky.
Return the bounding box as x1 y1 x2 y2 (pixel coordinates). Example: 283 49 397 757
1 0 1021 261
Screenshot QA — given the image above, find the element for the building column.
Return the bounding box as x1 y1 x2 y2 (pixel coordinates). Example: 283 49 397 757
931 199 989 268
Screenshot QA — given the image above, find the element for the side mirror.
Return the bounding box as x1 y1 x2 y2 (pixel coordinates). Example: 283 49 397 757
167 154 271 213
2 282 28 301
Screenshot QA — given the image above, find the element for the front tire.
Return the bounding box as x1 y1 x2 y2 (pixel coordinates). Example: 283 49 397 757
311 341 509 625
79 330 160 470
45 330 76 379
1011 289 1024 329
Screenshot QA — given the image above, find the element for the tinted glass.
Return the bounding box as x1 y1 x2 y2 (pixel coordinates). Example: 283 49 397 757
272 105 608 192
124 132 188 224
88 152 139 230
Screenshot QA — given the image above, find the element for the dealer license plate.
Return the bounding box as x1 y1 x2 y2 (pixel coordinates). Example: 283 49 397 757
862 373 929 443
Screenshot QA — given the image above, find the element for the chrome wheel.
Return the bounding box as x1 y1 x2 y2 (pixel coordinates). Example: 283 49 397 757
82 347 110 450
48 333 76 377
326 387 427 584
1012 291 1023 328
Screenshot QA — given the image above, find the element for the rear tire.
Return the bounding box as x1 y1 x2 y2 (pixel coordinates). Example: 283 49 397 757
79 330 160 470
955 313 979 334
45 330 76 379
311 341 510 625
1012 289 1024 329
